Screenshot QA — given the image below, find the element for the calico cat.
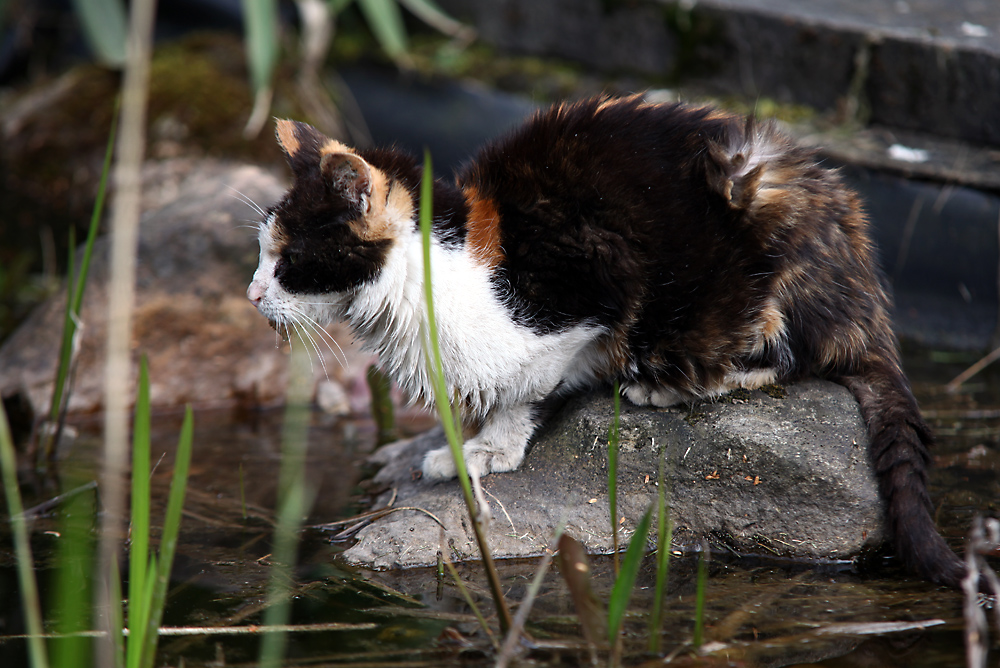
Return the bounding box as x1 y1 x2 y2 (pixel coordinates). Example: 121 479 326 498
247 95 964 587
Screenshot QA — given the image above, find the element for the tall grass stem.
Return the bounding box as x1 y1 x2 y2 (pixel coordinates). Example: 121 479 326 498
608 506 652 654
0 404 49 667
258 345 317 667
125 359 153 668
418 151 512 635
97 0 156 663
138 405 193 667
648 440 673 653
43 100 118 465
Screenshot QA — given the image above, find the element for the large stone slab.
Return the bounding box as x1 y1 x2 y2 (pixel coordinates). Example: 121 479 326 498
343 378 886 569
0 158 376 418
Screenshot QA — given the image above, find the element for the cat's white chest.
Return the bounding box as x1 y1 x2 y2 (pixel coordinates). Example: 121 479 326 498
346 232 604 415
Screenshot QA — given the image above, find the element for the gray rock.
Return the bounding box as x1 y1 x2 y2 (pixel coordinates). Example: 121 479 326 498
343 378 886 569
0 158 377 416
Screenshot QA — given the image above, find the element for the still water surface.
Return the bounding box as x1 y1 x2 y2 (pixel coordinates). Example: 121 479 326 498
1 346 997 666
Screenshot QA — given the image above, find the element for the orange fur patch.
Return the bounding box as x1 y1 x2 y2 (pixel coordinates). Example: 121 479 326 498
464 187 504 268
758 298 785 342
319 138 352 157
350 168 397 241
275 119 300 156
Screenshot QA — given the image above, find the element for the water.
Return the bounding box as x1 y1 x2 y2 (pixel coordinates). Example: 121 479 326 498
1 344 996 666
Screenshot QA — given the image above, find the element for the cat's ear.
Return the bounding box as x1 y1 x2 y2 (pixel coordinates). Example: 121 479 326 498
274 119 327 175
320 152 373 211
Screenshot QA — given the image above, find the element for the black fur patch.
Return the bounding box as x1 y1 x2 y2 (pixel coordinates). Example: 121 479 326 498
271 162 390 295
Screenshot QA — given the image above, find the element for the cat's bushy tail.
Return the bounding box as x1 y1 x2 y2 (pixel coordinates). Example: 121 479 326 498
840 362 966 588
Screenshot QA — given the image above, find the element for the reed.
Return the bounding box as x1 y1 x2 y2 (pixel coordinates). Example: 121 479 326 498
41 100 118 465
608 507 652 666
123 359 195 668
258 344 317 668
648 441 673 653
0 404 48 667
693 542 709 649
418 151 513 635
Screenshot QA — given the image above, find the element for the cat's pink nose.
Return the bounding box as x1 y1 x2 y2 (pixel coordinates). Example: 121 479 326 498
247 282 264 305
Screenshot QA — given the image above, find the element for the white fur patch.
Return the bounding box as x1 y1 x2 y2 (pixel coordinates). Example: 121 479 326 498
248 205 606 480
346 225 604 416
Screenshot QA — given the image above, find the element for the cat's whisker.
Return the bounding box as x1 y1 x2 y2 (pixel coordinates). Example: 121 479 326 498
298 317 345 371
290 315 330 378
235 218 264 231
289 306 349 369
225 184 269 219
289 321 320 376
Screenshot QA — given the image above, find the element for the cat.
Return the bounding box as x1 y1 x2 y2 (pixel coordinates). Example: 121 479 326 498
246 95 965 588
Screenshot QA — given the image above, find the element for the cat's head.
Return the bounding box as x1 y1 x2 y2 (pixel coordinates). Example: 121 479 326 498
247 120 413 328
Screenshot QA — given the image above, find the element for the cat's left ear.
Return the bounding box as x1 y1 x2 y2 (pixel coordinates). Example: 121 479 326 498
275 119 326 175
320 152 373 212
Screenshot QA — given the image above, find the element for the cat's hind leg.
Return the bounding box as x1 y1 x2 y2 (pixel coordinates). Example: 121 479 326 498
422 403 537 480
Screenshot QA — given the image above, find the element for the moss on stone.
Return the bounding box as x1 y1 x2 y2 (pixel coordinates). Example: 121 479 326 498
760 383 789 399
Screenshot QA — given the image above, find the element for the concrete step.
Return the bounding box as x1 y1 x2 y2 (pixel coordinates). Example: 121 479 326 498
438 0 1000 150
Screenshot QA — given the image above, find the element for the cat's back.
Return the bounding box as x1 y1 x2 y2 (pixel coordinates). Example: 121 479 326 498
461 96 737 208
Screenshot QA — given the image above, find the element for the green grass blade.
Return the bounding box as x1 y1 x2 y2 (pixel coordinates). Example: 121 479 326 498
259 346 317 668
648 443 673 653
357 0 409 62
50 489 95 667
608 380 620 575
139 405 194 668
327 0 354 15
418 152 462 452
693 545 708 649
418 152 512 635
241 0 279 136
607 506 652 647
398 0 469 38
45 226 76 454
0 404 49 668
242 0 280 94
69 0 127 67
366 364 397 445
44 104 118 463
126 358 152 665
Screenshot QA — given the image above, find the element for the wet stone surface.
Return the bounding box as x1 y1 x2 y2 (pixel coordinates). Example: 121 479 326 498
344 378 886 569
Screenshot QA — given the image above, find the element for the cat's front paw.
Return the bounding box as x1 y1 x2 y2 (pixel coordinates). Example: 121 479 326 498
421 446 458 480
421 439 526 480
